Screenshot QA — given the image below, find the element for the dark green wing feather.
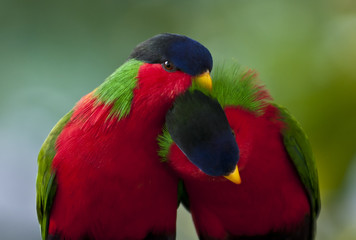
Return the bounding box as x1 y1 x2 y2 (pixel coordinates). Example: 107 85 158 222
36 110 73 240
276 104 320 238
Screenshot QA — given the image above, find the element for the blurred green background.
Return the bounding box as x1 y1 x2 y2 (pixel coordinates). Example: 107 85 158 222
1 0 355 239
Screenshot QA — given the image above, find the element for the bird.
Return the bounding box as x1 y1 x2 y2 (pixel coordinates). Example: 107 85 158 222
36 33 213 240
159 64 320 240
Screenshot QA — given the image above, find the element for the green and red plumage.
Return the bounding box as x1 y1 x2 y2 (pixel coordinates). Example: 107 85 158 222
160 64 320 239
36 33 213 240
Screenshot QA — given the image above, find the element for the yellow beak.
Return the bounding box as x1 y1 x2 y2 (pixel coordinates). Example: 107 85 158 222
194 71 212 91
224 165 241 184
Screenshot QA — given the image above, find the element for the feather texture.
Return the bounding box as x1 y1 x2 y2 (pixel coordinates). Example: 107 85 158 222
276 104 321 239
36 110 73 240
93 59 142 120
36 33 215 240
159 62 320 239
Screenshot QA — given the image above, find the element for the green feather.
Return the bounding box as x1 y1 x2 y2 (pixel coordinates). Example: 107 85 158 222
36 110 73 240
188 63 268 113
158 62 267 161
157 127 174 162
36 59 142 239
94 59 142 120
212 63 268 113
276 104 321 239
157 63 320 234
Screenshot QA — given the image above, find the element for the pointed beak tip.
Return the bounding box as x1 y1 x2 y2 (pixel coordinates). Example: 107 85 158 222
224 165 241 185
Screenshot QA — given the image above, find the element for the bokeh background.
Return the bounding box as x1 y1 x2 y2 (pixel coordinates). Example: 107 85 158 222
1 0 355 239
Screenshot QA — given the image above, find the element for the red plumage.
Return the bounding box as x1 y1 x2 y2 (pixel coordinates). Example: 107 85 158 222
168 105 310 239
49 64 192 239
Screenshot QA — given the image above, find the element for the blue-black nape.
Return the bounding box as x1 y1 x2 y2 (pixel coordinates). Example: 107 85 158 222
129 33 213 76
166 90 239 177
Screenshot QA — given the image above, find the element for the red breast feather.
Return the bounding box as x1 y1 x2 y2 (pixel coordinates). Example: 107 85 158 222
169 105 310 239
49 64 191 239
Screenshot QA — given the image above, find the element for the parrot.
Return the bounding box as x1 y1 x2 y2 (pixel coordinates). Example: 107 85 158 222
36 33 214 240
158 64 321 240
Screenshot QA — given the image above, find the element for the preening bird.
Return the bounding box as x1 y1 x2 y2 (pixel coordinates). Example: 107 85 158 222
36 33 213 240
160 65 320 240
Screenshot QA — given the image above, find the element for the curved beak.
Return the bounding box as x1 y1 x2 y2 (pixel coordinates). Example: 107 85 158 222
194 71 212 91
224 165 241 184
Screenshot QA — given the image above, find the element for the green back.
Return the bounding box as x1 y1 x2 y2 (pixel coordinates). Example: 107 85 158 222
36 110 73 240
276 104 321 237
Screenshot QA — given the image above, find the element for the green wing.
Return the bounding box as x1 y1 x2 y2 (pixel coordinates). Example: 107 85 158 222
276 104 321 236
36 110 73 240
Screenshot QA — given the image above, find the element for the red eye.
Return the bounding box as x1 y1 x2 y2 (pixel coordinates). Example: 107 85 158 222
162 61 176 72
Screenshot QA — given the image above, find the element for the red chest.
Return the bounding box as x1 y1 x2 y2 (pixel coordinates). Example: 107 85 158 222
49 98 178 239
169 106 310 238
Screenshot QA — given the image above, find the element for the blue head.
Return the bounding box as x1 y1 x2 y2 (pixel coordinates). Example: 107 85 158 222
129 33 213 76
166 90 239 177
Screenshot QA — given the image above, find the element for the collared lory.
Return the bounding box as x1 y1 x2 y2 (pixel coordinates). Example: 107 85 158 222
159 65 320 239
36 33 214 240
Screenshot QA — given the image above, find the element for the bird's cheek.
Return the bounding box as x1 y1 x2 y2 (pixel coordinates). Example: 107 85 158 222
137 63 191 100
166 72 192 99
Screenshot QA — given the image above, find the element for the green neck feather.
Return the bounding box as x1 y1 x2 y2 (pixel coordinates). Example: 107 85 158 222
191 63 269 113
158 62 270 161
212 64 268 112
93 59 143 119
